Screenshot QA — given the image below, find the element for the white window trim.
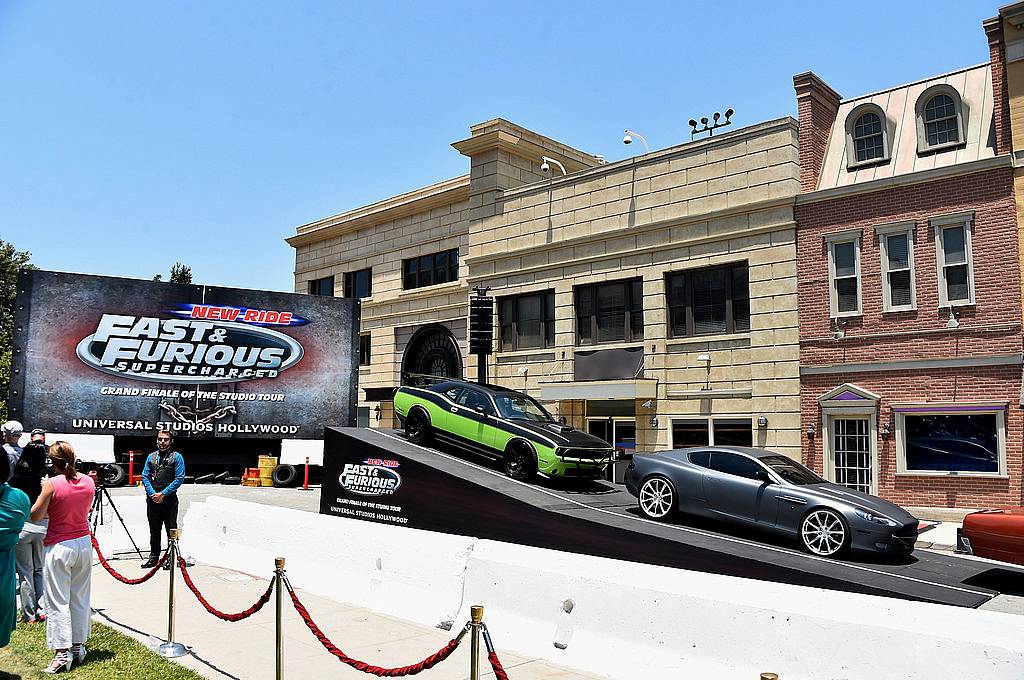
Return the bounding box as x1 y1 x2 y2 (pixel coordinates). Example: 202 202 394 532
931 212 976 308
894 404 1007 478
874 222 917 312
844 103 892 170
825 230 862 318
915 84 968 154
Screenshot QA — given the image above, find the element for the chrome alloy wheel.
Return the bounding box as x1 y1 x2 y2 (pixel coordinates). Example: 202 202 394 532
638 477 675 520
800 509 847 556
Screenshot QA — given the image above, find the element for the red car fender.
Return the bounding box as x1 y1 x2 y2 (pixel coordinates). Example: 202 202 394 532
962 508 1024 566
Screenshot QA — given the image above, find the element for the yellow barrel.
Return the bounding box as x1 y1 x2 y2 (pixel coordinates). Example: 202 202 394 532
258 455 278 469
260 477 274 487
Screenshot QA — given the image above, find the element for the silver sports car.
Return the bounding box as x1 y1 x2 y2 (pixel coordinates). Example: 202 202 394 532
623 446 919 557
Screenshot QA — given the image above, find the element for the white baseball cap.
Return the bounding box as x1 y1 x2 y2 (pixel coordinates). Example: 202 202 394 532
1 421 24 436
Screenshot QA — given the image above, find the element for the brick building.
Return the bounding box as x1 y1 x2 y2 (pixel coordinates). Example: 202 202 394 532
793 24 1022 507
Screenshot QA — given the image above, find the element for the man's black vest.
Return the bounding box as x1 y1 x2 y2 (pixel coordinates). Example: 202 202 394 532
148 450 178 492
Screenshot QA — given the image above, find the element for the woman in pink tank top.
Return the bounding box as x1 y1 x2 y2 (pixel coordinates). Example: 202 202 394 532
30 442 94 673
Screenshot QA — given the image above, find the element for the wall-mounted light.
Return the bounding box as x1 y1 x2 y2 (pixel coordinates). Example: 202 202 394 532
373 404 382 422
540 156 567 176
622 129 650 153
649 416 658 428
757 416 768 428
806 423 816 437
946 307 960 329
880 423 891 438
832 318 845 340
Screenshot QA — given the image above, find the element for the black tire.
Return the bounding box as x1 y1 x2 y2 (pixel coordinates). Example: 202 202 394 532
272 464 299 488
222 476 242 485
101 463 127 487
195 473 215 484
503 441 537 482
213 471 229 483
799 508 850 557
637 475 677 521
405 408 432 445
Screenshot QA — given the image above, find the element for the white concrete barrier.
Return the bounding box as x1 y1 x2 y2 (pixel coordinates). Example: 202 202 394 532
454 540 1024 680
178 497 473 628
178 497 1024 680
92 494 150 558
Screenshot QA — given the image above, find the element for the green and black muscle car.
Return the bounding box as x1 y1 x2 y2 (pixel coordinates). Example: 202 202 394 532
394 381 614 481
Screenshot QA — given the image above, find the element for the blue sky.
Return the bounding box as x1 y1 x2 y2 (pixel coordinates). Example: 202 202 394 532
0 1 995 292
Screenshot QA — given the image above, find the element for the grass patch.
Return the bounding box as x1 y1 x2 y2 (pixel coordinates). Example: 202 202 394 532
0 620 205 679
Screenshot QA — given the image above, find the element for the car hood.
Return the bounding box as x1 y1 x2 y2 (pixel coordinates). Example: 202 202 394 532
508 420 612 449
804 483 918 523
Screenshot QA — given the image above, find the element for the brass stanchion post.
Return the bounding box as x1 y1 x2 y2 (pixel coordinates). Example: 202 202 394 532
275 557 286 680
158 529 188 657
760 673 779 680
469 605 483 680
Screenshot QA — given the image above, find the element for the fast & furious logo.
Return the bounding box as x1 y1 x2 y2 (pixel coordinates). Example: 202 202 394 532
75 306 305 385
339 459 402 496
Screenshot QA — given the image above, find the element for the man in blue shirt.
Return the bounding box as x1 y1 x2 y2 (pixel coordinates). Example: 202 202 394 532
140 430 185 569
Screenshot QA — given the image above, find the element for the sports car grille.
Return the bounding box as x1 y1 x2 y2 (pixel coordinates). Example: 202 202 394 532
557 448 613 463
894 522 920 538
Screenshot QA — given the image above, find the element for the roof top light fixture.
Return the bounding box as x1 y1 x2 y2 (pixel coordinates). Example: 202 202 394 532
689 108 734 139
622 129 650 153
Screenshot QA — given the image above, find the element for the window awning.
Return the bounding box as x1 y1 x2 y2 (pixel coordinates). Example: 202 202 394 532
539 379 658 402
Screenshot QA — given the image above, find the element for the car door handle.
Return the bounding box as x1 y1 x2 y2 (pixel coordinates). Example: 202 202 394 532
450 407 458 413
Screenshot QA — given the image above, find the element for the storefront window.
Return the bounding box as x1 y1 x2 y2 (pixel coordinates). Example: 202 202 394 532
712 419 753 446
902 412 1000 473
672 419 753 448
673 421 709 448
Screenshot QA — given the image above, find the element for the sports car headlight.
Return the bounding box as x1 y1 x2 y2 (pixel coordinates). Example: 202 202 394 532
854 508 899 527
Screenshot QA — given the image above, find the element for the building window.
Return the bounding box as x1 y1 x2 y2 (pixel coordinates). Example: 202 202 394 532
931 213 975 307
915 85 966 153
359 334 371 366
344 268 372 299
308 276 335 296
874 223 916 312
844 104 890 168
671 419 753 448
896 407 1005 475
402 248 459 290
575 278 643 346
825 231 861 317
666 263 749 338
499 291 555 351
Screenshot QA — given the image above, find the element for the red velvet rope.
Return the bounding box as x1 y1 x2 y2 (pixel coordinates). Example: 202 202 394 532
488 651 510 680
176 556 275 622
287 586 460 676
90 533 168 585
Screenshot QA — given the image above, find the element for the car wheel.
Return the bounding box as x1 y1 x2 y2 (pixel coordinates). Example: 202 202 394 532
503 441 537 482
638 476 676 521
800 508 849 557
405 408 432 445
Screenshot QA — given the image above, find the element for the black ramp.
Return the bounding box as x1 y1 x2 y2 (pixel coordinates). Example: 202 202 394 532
321 427 1017 607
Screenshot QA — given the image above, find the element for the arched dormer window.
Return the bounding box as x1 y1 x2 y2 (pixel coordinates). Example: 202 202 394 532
844 103 890 169
915 84 966 154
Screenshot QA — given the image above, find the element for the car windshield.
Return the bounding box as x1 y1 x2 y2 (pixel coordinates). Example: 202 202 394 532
760 455 824 485
493 394 554 422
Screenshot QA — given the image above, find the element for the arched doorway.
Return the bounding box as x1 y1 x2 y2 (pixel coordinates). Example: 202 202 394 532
401 324 463 386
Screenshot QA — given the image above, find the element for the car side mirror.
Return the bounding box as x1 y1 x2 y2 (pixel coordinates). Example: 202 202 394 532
474 404 487 416
754 470 772 484
558 416 567 425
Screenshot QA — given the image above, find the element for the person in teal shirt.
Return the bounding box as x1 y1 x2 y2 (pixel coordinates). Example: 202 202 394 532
0 445 31 648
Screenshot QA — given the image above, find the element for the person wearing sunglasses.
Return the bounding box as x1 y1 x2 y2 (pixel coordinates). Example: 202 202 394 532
140 431 185 570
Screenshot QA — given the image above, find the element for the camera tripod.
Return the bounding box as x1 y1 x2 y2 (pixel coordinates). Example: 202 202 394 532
89 485 145 560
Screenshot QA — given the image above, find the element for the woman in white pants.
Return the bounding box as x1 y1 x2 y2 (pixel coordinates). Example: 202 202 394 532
31 442 95 673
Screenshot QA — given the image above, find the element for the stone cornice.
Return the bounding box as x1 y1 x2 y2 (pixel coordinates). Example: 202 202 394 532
452 118 599 173
497 118 799 203
286 175 470 248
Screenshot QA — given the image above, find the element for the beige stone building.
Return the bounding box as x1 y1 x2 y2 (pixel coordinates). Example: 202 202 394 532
287 117 803 466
